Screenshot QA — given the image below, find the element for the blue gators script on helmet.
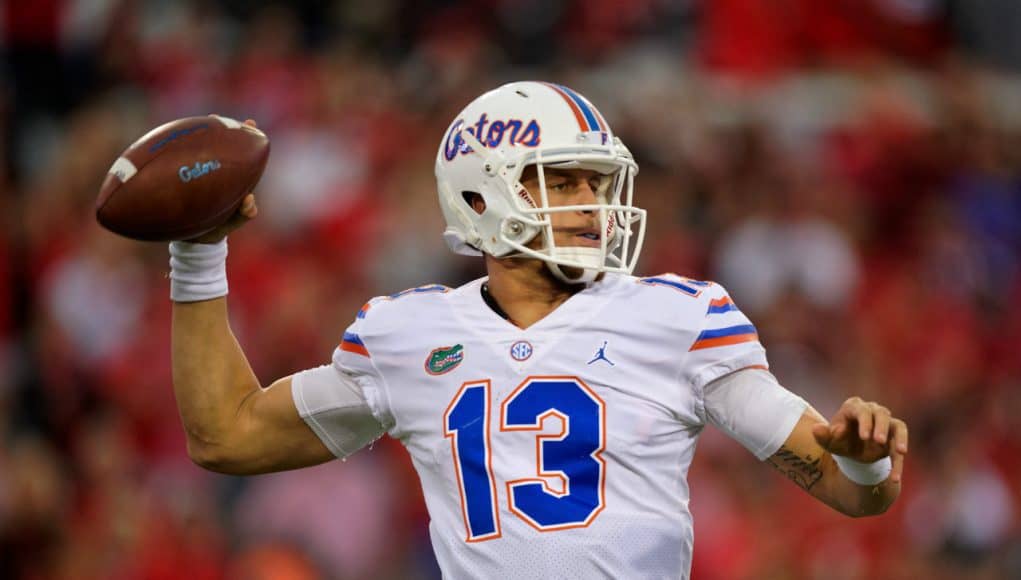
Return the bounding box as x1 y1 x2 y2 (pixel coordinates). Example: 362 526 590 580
443 114 541 161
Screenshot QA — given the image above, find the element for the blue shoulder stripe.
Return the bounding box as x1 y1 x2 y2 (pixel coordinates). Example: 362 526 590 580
342 332 365 346
695 324 757 341
707 297 739 315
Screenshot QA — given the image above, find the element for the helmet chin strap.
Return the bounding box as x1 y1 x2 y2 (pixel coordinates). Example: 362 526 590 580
547 263 599 284
546 247 603 284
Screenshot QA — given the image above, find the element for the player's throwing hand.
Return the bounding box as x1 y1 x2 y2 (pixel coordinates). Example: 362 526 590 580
811 397 909 483
187 192 258 243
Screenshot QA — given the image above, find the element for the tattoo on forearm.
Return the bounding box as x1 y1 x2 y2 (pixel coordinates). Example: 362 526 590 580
767 446 823 491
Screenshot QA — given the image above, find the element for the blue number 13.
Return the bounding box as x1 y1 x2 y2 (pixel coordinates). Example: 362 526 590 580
443 376 606 541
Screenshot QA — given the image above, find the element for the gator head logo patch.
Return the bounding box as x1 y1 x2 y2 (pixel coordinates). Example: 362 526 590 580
425 344 464 375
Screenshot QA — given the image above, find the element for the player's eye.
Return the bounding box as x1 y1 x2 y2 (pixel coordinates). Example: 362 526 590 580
590 175 612 198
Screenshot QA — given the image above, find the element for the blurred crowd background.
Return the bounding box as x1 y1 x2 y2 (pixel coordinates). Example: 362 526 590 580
2 0 1020 578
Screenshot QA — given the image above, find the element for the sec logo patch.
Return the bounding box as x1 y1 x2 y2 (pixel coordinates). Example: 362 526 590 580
510 340 533 361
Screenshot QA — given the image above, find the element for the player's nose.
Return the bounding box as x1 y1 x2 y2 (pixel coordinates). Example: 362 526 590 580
576 180 598 213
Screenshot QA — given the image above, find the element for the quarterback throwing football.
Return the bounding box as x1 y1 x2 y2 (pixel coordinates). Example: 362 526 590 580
169 82 908 578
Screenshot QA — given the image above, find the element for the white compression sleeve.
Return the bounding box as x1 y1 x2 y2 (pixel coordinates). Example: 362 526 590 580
291 364 386 458
703 368 809 460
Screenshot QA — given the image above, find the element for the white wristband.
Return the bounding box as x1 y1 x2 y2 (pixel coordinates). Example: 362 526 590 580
832 454 892 486
169 239 228 302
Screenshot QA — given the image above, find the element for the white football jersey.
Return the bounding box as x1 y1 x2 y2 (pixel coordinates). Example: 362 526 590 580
293 273 807 579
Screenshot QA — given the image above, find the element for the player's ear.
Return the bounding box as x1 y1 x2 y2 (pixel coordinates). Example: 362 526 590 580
463 192 486 215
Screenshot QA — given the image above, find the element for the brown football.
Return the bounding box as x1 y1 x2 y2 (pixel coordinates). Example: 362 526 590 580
96 115 270 241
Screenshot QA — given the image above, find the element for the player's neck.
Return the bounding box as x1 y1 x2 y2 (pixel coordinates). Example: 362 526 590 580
484 256 581 329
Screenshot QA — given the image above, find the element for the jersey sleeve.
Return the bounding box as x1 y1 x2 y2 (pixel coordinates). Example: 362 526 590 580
703 368 808 460
680 284 769 391
290 300 395 458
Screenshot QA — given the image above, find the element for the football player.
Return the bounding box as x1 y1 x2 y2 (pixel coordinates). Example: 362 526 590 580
169 82 908 578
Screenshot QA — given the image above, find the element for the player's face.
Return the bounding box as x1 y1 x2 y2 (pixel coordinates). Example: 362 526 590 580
519 166 613 250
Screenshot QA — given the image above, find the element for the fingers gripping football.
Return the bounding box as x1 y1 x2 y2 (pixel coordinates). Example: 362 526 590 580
811 397 909 483
188 192 258 243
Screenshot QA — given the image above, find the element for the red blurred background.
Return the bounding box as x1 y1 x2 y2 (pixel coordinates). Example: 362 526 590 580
1 1 1019 578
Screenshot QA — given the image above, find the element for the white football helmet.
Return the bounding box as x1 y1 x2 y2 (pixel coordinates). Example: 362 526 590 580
435 81 646 283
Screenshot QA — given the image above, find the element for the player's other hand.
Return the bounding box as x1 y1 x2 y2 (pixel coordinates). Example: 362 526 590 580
811 397 909 483
187 119 261 244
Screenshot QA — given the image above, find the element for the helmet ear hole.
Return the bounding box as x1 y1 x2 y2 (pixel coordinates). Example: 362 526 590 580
462 191 486 215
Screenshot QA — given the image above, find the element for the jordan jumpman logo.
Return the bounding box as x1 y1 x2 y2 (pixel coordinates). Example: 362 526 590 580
587 341 615 366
